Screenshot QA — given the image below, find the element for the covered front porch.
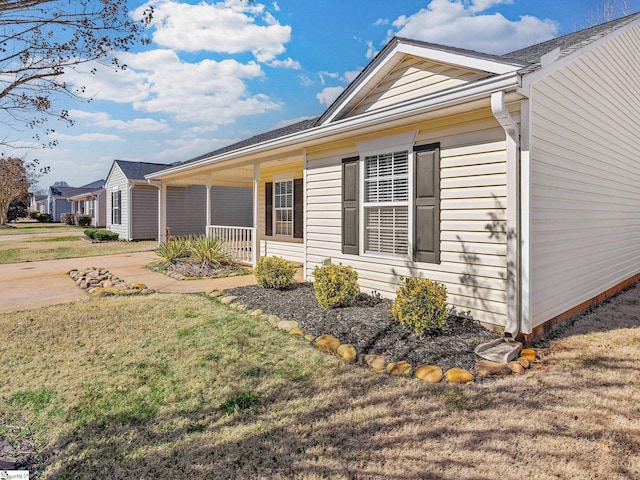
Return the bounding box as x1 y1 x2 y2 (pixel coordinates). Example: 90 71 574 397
153 150 305 268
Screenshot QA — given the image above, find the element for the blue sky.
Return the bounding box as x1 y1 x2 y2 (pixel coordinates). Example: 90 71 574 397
8 0 639 188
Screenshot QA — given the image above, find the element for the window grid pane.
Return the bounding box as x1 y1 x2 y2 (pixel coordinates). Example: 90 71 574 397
363 151 409 256
274 180 293 237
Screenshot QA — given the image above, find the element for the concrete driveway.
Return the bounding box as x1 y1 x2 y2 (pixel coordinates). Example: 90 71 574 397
0 251 259 314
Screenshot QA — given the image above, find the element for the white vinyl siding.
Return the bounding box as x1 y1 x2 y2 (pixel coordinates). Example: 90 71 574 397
105 164 128 239
305 109 510 327
258 163 304 264
529 25 640 329
347 55 488 118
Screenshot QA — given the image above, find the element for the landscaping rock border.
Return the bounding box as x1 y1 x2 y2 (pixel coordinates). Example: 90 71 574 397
68 267 155 297
209 289 538 384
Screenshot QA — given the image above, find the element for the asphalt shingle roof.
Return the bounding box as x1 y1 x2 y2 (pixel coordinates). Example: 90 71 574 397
181 117 319 166
502 12 640 69
49 186 95 198
115 160 173 181
171 14 639 167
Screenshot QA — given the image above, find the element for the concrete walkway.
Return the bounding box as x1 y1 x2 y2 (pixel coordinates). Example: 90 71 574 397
0 251 261 314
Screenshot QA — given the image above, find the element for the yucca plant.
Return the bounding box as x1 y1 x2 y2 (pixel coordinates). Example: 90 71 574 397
187 235 231 268
155 238 190 264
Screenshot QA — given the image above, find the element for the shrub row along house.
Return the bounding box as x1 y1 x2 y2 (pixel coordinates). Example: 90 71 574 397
109 14 640 341
47 179 105 223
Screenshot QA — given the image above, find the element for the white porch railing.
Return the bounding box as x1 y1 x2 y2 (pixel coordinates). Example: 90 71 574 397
207 225 256 266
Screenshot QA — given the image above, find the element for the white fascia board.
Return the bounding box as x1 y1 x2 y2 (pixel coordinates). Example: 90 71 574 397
396 42 525 74
320 38 524 125
147 72 521 180
520 17 640 95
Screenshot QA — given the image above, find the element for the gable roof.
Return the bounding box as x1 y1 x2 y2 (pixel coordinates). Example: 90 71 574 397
318 36 527 125
81 179 105 189
149 13 639 179
49 186 95 198
503 12 640 71
113 160 172 181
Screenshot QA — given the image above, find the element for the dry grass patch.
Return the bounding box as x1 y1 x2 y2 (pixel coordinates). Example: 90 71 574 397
0 222 79 236
0 237 156 263
1 287 639 479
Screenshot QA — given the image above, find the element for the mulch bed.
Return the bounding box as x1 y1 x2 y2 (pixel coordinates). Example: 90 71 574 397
223 283 501 372
156 262 249 278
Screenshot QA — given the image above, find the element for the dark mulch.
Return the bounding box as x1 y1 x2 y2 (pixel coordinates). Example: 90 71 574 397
223 283 501 372
156 262 250 278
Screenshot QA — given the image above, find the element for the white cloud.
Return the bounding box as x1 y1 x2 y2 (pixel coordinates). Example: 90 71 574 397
318 71 339 85
267 57 302 69
153 136 232 163
68 110 171 133
50 132 125 143
390 0 558 54
341 70 361 83
316 86 344 106
298 75 314 87
373 18 389 27
365 41 377 59
272 1 280 11
132 0 291 62
65 50 280 126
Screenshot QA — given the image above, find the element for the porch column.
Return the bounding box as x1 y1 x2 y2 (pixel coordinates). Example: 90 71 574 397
205 174 212 234
158 181 167 244
252 164 259 267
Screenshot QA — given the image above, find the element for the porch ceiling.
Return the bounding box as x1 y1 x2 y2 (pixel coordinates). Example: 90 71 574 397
160 153 304 187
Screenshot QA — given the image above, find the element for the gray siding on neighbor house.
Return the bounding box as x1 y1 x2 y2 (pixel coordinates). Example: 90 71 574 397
167 185 206 237
210 186 253 227
131 185 159 240
53 198 71 222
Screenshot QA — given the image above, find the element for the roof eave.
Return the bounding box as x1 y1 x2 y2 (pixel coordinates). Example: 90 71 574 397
147 71 521 180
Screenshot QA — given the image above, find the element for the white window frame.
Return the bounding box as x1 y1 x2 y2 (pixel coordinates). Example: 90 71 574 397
273 178 294 238
357 131 417 260
87 198 95 218
112 190 121 225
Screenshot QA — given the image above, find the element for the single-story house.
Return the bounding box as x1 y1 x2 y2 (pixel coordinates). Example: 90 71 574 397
30 194 47 213
68 185 107 227
105 160 252 241
46 180 105 222
146 13 640 342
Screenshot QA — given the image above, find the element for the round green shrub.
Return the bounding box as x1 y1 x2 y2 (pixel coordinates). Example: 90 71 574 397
93 230 119 241
391 276 448 334
313 264 359 309
84 229 97 239
75 214 92 227
255 256 296 289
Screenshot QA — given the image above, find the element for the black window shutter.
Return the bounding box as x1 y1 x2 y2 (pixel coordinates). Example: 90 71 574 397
293 178 303 239
413 143 440 263
265 182 273 236
341 156 359 255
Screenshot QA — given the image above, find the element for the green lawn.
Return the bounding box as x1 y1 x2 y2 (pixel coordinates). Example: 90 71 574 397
1 292 639 479
0 222 80 235
0 238 156 264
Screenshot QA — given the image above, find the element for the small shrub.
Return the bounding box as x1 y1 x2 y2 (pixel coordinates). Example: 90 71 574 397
84 229 99 239
255 256 296 289
75 214 92 227
92 230 119 241
28 211 40 220
60 213 76 225
391 276 448 334
313 264 359 309
36 213 53 223
187 235 230 267
155 238 189 264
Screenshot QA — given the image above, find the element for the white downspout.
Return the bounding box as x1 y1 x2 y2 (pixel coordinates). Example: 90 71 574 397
127 182 134 241
491 91 521 339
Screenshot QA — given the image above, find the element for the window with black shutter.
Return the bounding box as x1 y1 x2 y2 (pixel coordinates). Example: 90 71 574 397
265 178 303 238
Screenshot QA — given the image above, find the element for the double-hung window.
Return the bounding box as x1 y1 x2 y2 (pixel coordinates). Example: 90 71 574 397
87 199 95 218
363 151 409 256
342 133 440 264
274 180 293 237
111 191 121 225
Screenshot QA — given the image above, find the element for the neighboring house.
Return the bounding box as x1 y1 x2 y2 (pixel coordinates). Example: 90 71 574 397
68 184 107 227
105 160 252 241
47 180 104 222
146 14 640 342
30 194 47 213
